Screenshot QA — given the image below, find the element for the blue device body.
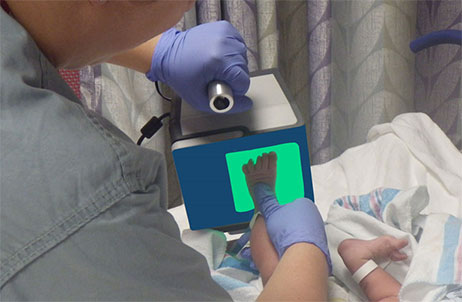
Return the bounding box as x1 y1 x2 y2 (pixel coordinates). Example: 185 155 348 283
172 124 314 231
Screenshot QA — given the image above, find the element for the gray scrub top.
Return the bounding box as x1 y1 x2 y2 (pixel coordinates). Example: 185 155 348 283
0 10 231 301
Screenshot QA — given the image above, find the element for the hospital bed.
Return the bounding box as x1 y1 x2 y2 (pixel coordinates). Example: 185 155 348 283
169 112 462 301
170 30 461 301
69 31 462 301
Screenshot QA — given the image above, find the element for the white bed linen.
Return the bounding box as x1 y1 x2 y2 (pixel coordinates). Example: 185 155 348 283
169 112 462 301
313 112 462 221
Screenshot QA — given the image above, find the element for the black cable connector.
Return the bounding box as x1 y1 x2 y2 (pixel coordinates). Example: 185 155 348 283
137 113 170 146
136 82 172 146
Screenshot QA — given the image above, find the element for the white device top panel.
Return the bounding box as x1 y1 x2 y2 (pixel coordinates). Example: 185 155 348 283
180 73 298 135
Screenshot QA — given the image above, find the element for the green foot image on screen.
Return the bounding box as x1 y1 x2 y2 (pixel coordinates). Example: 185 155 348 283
225 142 304 213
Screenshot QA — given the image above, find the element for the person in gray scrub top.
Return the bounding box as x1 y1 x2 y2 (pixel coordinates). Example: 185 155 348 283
0 1 330 300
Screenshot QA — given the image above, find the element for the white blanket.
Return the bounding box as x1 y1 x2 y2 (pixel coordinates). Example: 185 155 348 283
315 113 462 301
326 186 462 301
312 113 462 221
169 113 462 301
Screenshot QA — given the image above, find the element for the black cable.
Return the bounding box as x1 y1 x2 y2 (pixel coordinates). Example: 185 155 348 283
158 112 171 121
136 83 172 146
155 81 172 102
136 113 171 146
137 135 146 146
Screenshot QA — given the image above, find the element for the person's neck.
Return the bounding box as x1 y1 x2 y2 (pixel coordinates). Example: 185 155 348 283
6 1 86 69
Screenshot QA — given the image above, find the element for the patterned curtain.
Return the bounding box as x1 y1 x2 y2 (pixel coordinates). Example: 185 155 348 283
330 0 418 158
79 0 461 208
326 0 461 160
414 0 462 150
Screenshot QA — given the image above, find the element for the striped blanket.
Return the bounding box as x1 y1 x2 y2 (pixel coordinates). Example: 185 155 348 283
180 186 461 302
170 113 462 301
327 186 462 301
181 228 262 301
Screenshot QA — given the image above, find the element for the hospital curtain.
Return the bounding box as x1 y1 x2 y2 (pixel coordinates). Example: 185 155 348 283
413 0 461 151
181 0 462 163
79 0 461 208
327 0 461 160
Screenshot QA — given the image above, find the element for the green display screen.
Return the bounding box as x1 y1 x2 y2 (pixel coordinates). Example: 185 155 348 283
225 142 304 213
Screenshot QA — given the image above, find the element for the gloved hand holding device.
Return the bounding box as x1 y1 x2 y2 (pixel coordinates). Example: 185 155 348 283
146 21 252 114
253 183 332 274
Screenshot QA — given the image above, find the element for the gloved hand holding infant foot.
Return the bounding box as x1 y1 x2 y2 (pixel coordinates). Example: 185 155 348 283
146 21 253 113
242 152 332 274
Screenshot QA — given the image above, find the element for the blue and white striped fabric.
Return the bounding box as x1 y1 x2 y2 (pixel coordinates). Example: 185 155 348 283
400 213 462 301
334 188 400 222
438 216 462 285
181 229 262 301
326 186 462 301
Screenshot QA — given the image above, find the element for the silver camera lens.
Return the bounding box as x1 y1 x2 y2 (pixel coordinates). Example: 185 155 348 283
208 81 234 113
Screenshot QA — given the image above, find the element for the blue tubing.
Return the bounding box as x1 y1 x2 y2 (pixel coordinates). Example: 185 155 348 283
410 30 462 53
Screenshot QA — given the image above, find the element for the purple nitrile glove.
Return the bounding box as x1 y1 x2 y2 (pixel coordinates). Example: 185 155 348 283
146 21 252 114
253 183 332 274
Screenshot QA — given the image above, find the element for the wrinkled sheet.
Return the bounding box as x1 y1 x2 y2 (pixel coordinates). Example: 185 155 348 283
169 113 462 301
326 186 462 301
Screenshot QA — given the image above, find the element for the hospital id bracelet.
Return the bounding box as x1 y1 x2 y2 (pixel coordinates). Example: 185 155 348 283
352 259 378 283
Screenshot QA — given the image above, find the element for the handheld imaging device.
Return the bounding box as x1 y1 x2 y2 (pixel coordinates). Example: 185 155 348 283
169 69 314 232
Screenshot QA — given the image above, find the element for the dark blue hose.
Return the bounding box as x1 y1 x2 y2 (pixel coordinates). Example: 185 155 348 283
410 30 462 53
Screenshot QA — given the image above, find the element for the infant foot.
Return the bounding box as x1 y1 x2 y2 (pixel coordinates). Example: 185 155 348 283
338 235 408 266
242 152 278 193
